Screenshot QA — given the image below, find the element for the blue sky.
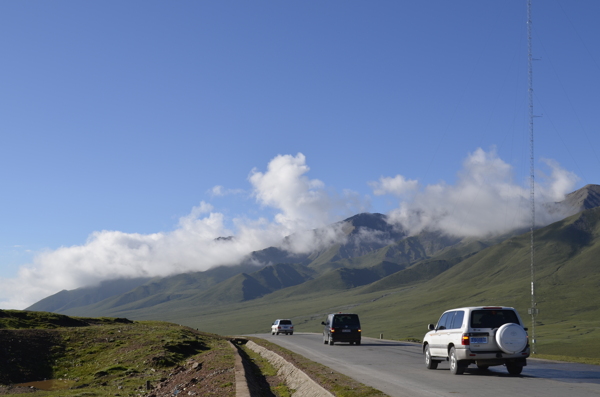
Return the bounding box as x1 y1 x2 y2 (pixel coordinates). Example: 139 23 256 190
1 1 599 308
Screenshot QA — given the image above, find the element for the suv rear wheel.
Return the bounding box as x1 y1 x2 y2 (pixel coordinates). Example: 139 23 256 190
449 347 465 375
506 363 523 375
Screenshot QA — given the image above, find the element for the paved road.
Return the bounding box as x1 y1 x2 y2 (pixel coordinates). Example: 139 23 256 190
249 332 600 397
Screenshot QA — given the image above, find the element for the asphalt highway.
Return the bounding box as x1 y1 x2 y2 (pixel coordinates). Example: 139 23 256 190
249 332 600 397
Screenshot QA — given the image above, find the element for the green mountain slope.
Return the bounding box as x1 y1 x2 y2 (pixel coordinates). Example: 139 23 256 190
34 263 263 315
187 263 316 306
277 262 405 297
60 263 315 317
26 277 151 313
359 259 454 293
250 262 316 290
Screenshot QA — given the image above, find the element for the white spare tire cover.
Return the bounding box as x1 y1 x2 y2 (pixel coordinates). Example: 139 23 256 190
495 323 528 354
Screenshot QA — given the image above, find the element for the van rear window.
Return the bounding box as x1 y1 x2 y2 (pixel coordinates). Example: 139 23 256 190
333 314 360 326
470 310 519 328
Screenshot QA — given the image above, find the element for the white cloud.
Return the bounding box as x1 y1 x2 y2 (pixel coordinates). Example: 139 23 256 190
209 185 244 197
537 158 580 202
281 223 349 255
383 148 579 237
249 153 341 232
369 175 419 197
210 185 226 196
0 204 265 309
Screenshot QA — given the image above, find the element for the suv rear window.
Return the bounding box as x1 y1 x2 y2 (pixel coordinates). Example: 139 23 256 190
470 309 519 328
333 314 360 326
279 320 292 325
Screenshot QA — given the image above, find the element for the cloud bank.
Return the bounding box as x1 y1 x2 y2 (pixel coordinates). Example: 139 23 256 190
377 148 579 237
0 149 580 309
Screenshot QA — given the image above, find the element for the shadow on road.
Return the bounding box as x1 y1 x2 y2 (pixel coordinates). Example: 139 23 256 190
328 341 416 347
432 364 600 383
524 368 600 384
427 366 531 378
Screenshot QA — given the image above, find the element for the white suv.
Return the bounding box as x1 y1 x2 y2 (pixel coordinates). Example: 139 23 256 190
271 319 293 335
423 306 529 375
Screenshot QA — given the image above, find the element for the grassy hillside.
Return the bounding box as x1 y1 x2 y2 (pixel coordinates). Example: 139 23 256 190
0 310 235 396
29 263 263 314
26 277 151 313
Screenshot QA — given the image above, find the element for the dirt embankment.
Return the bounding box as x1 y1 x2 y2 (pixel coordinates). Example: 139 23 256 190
0 329 63 384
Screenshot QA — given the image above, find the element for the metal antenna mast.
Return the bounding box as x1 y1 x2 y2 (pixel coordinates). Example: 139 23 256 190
527 0 538 355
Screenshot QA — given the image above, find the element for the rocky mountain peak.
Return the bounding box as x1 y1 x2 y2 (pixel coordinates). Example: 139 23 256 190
562 184 600 212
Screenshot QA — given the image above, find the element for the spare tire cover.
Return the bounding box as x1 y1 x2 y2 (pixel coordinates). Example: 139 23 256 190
495 323 528 354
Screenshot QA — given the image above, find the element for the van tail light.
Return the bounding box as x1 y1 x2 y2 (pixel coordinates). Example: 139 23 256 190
330 328 335 333
462 334 470 346
358 329 362 333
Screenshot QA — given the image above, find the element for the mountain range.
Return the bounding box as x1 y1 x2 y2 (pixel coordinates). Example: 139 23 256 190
27 184 600 359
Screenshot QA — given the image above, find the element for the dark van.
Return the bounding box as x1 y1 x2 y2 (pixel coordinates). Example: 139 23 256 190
321 313 361 345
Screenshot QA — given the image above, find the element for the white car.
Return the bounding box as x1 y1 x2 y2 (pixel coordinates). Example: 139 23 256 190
423 306 529 375
271 319 293 335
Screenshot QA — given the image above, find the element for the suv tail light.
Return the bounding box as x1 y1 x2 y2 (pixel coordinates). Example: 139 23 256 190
462 334 470 345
